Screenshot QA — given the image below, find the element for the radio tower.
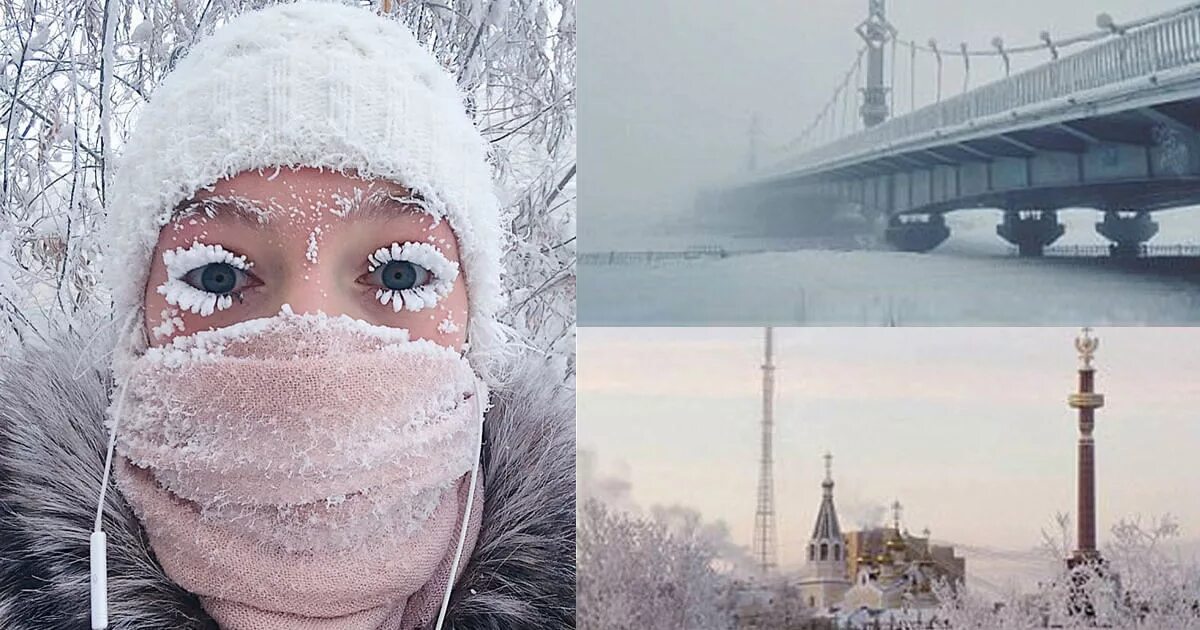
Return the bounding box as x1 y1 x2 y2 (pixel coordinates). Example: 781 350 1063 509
753 327 778 574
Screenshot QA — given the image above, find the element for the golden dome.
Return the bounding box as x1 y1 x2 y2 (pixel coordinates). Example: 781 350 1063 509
875 553 892 564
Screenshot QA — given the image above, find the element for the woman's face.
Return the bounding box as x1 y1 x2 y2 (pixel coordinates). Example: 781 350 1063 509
143 166 469 349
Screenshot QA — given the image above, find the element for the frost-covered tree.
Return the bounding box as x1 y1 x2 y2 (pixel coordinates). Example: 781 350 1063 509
918 514 1200 630
0 0 575 369
577 499 737 630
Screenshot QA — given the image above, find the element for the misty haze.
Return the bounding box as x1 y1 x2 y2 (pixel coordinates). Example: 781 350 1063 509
577 327 1200 628
579 0 1200 326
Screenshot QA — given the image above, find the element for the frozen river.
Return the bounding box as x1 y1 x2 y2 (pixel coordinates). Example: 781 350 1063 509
579 209 1200 325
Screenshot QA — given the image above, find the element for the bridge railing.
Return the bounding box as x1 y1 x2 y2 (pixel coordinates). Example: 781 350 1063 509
578 247 730 265
783 8 1200 174
1011 243 1200 257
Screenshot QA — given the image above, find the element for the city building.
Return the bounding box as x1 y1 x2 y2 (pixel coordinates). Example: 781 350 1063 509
796 455 966 616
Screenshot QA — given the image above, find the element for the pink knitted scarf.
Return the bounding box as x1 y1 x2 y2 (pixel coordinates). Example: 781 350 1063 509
111 313 486 629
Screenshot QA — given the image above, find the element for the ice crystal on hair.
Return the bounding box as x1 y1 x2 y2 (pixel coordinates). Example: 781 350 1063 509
329 188 365 218
368 242 459 312
383 191 442 227
156 241 252 317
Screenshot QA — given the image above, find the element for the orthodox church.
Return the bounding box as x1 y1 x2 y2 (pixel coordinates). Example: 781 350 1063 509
796 454 966 615
796 453 852 610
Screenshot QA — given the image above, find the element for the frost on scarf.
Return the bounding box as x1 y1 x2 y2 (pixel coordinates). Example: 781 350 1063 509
111 308 485 553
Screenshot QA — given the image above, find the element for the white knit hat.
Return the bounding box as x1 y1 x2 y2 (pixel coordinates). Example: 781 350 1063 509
103 0 506 377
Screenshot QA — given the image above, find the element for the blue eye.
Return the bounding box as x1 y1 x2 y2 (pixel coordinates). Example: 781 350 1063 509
361 242 454 312
183 262 247 295
374 260 431 291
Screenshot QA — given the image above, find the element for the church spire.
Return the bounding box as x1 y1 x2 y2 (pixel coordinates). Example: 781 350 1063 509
822 451 834 491
811 452 842 541
800 451 852 611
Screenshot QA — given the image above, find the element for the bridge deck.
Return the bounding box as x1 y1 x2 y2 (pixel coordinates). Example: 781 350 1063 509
750 7 1200 188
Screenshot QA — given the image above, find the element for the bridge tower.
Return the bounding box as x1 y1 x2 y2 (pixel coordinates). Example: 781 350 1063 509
752 327 778 574
857 0 896 128
747 113 762 171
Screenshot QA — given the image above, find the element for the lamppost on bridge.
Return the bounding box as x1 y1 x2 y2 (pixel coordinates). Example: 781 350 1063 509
1096 13 1126 36
1040 31 1059 60
856 0 896 128
992 37 1011 78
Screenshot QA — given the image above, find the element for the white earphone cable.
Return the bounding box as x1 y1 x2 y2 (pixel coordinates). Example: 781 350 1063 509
90 309 141 630
433 379 486 630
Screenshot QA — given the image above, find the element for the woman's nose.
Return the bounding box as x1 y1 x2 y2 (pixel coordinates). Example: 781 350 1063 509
274 271 353 319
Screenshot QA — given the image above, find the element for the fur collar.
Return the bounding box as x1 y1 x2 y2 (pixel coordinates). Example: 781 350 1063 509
0 326 575 629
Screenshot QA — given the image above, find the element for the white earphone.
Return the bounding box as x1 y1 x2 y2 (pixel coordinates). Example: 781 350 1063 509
91 311 141 630
433 376 487 630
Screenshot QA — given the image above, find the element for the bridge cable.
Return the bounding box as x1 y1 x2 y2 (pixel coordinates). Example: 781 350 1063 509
890 37 898 114
770 47 867 155
929 39 943 103
909 40 917 113
833 83 842 139
960 43 970 94
835 85 843 138
853 53 863 132
829 86 839 140
841 75 852 138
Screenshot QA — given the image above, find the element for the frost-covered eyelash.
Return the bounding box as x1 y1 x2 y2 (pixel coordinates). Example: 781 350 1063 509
156 241 253 317
368 242 459 313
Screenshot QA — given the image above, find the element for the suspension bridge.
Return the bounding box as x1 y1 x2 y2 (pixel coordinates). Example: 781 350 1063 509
714 1 1200 256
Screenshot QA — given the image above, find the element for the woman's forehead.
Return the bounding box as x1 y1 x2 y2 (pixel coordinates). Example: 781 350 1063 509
169 167 439 231
173 190 431 227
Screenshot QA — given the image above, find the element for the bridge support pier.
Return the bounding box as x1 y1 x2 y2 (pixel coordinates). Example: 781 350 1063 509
883 214 950 253
1096 210 1158 258
996 210 1065 257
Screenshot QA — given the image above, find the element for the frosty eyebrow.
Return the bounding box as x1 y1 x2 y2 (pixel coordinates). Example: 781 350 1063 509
352 190 428 221
169 190 428 225
172 195 271 227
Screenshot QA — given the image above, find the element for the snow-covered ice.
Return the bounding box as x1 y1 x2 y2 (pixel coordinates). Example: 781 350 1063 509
580 208 1200 325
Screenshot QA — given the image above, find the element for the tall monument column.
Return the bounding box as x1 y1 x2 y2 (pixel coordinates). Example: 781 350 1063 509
1067 328 1105 566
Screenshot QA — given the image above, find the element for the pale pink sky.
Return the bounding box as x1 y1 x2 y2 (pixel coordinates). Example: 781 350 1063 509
578 327 1200 589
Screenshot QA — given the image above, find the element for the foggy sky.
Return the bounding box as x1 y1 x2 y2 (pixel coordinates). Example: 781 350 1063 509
577 327 1200 581
580 0 1191 250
